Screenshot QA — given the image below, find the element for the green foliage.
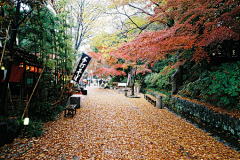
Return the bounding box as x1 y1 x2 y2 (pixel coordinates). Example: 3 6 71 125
6 118 21 143
151 55 176 73
6 94 64 139
106 84 110 89
0 115 6 122
181 61 240 110
90 45 99 53
144 74 152 85
150 73 160 86
156 67 176 91
120 76 128 83
110 76 119 83
29 102 64 122
144 54 239 111
19 102 64 138
144 54 177 91
162 97 176 112
145 67 176 91
20 120 43 138
145 73 157 88
17 3 75 72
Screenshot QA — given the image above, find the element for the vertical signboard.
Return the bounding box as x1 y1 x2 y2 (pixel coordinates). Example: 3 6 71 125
72 53 91 82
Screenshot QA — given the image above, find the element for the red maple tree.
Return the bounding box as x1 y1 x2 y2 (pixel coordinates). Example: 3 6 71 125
89 0 239 77
112 0 240 68
88 50 127 78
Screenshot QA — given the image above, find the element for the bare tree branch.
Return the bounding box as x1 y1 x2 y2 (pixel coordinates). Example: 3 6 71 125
128 4 153 16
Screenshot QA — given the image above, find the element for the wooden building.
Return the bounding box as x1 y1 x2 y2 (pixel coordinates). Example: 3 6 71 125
0 48 43 108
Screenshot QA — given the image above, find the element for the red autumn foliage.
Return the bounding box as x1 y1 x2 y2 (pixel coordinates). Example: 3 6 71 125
88 51 126 77
89 0 239 77
113 0 240 66
94 67 126 77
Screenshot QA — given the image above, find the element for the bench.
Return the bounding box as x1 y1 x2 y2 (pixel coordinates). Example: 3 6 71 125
118 83 127 93
70 95 83 108
144 94 156 106
64 104 77 117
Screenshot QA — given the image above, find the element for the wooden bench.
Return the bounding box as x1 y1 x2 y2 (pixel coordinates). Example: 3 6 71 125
144 94 156 106
64 104 77 118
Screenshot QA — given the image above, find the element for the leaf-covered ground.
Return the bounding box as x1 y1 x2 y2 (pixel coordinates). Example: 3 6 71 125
1 87 240 159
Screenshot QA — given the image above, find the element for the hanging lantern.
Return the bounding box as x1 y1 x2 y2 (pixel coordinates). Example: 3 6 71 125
1 65 5 70
24 117 29 125
19 62 24 67
26 65 30 71
38 68 42 73
30 66 34 72
34 67 38 73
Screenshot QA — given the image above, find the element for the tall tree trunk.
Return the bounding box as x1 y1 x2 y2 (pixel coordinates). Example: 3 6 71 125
170 51 183 97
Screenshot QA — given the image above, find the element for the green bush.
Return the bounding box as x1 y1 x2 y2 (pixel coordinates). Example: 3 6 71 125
181 61 240 110
120 77 128 83
150 73 160 86
29 101 64 122
145 67 176 91
6 118 21 143
156 67 176 91
110 76 119 84
144 74 152 85
20 120 43 138
162 96 175 109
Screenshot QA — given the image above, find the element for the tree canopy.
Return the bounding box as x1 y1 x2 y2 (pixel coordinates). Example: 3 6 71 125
89 0 240 76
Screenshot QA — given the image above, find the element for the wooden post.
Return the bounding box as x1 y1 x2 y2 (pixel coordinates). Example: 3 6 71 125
130 88 134 96
124 89 128 97
21 57 49 120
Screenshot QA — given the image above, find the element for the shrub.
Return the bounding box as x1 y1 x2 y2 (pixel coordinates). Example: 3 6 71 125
144 74 152 85
6 118 21 143
145 67 176 91
156 67 176 91
110 76 119 84
120 77 128 83
29 101 64 122
181 61 240 110
20 120 43 138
